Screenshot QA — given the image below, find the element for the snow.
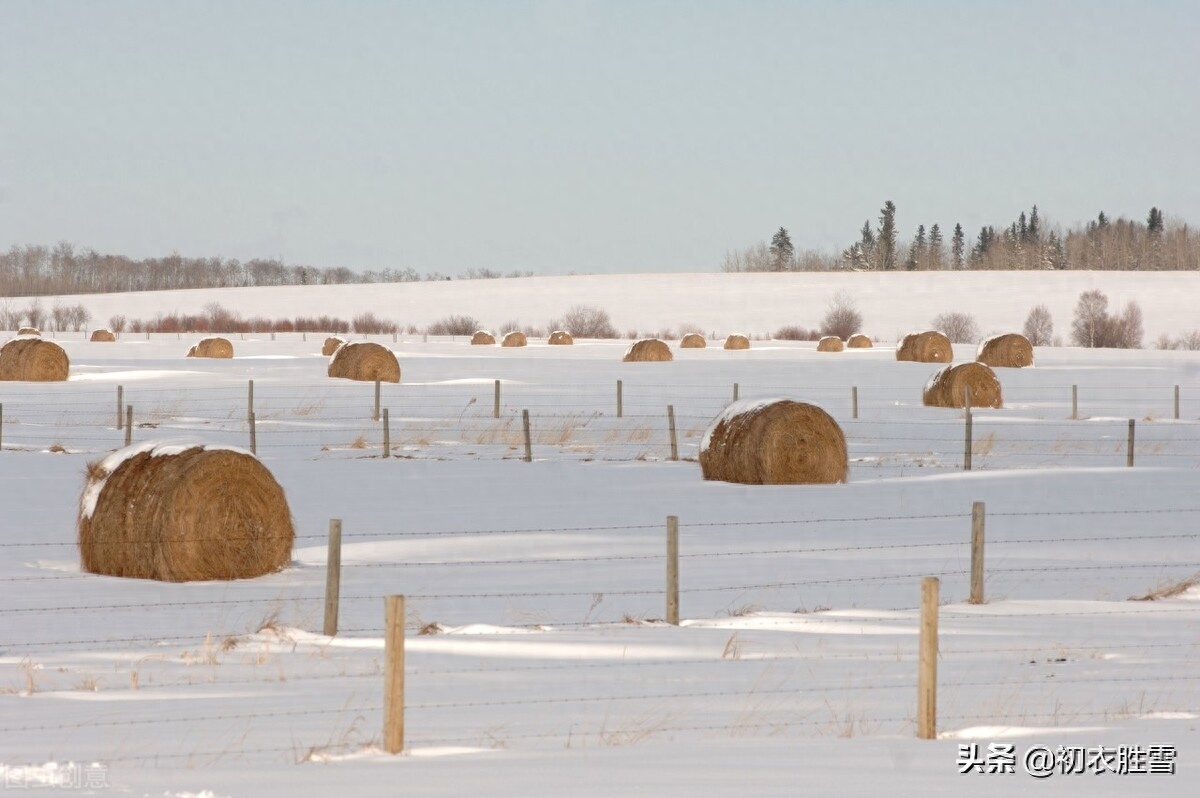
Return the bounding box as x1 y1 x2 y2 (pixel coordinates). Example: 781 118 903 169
3 274 1200 795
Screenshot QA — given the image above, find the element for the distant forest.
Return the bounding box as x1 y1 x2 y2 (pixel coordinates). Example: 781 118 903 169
723 204 1200 273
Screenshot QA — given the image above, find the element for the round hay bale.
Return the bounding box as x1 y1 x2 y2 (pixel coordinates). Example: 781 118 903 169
895 330 952 363
976 332 1034 368
724 334 751 350
18 327 40 337
700 399 848 485
470 330 496 345
0 338 70 381
501 331 528 347
922 362 1003 409
90 328 117 342
623 338 673 362
679 333 707 349
322 336 346 356
328 341 400 382
846 334 873 348
816 336 844 352
187 337 234 359
547 330 573 345
78 442 294 582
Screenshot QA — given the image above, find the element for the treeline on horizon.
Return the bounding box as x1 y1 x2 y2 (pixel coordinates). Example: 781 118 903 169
723 204 1200 273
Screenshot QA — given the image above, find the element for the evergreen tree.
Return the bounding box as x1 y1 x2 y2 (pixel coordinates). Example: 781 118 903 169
1147 207 1165 269
769 227 794 271
1147 207 1164 234
1097 211 1109 229
877 201 898 271
951 223 965 270
1028 205 1041 243
859 221 876 269
928 223 944 269
1018 211 1028 243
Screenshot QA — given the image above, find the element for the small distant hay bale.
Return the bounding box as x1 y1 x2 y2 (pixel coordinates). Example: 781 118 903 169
700 399 848 485
923 362 1003 409
0 338 70 381
623 338 673 362
322 336 346 356
976 333 1034 368
680 333 707 349
18 327 40 337
470 330 496 345
724 334 751 350
847 334 873 349
90 329 117 342
186 337 234 359
77 442 294 582
896 330 952 363
328 341 400 382
817 336 844 352
501 331 528 347
547 330 573 345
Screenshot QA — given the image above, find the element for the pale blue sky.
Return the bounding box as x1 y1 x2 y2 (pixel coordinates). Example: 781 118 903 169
2 0 1197 274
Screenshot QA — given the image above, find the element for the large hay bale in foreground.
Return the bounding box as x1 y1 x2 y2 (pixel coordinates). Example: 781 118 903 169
896 330 952 363
548 330 573 345
623 338 673 362
90 329 117 342
679 333 707 349
0 338 70 381
501 331 528 347
322 336 346 356
187 337 234 359
470 330 496 345
923 362 1003 409
976 333 1034 368
328 341 400 382
817 336 844 352
724 334 751 350
846 334 873 348
700 399 848 485
78 442 294 582
18 327 40 337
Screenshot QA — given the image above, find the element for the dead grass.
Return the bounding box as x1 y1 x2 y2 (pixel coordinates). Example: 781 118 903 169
1130 572 1200 601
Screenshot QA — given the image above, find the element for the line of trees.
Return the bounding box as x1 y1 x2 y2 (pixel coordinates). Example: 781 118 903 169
723 203 1200 272
0 243 533 298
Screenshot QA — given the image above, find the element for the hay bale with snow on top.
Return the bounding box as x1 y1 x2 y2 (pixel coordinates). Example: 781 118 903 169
470 330 496 345
679 333 707 349
846 334 873 348
700 399 848 485
895 330 952 363
976 333 1033 368
18 327 40 337
186 337 234 359
817 336 844 352
90 329 117 342
501 331 528 347
723 334 750 350
78 441 294 582
322 336 346 356
547 330 573 345
922 362 1002 409
0 337 70 381
623 338 673 362
328 341 400 382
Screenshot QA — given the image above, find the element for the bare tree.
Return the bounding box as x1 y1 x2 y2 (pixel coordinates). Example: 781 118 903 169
68 304 91 331
820 291 863 338
931 312 980 343
24 300 45 329
108 314 127 334
50 303 71 332
0 300 22 331
1022 304 1054 346
1071 290 1109 347
553 305 618 338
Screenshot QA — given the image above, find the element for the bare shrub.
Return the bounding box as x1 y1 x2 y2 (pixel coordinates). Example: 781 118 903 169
1179 331 1200 350
50 303 71 332
773 325 820 341
426 315 480 336
0 301 23 330
108 314 127 334
69 305 91 332
820 291 862 339
1022 304 1053 347
352 313 399 335
554 305 618 338
931 312 979 344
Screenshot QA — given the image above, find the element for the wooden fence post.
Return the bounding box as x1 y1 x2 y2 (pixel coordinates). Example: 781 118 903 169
382 408 390 458
1127 418 1135 467
116 385 124 429
494 379 501 419
1175 385 1180 421
917 576 939 740
323 520 343 636
384 594 405 754
969 502 985 604
667 405 678 461
852 386 858 420
617 380 623 418
1071 384 1078 420
248 380 254 423
963 386 972 472
522 409 532 462
666 515 680 625
733 383 739 403
124 406 133 447
249 411 257 455
373 380 381 422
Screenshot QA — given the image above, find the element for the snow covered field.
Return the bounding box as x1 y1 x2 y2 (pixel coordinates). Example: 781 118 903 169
2 323 1199 795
